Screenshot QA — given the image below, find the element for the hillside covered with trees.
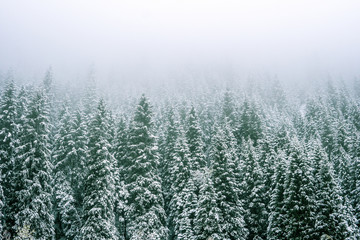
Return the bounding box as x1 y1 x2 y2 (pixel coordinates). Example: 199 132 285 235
1 69 360 239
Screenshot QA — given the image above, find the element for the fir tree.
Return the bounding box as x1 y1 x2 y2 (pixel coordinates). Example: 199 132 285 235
13 90 54 239
53 105 81 239
186 106 206 170
235 99 263 145
113 117 128 240
0 79 18 234
43 67 53 95
308 140 359 239
125 94 167 240
309 139 358 239
209 126 248 240
80 99 117 240
159 107 179 214
267 150 289 240
350 133 360 228
83 67 97 117
168 128 197 240
173 178 198 240
269 79 287 110
70 109 89 206
0 174 4 238
239 139 267 239
222 89 236 125
194 171 223 240
282 138 316 239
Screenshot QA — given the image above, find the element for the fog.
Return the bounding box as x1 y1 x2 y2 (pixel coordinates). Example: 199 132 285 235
1 0 360 87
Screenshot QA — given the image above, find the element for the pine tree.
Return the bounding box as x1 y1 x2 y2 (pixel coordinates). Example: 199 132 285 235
222 89 236 125
304 97 325 141
42 67 57 140
0 174 4 237
239 139 267 239
305 97 336 159
53 105 81 239
159 107 179 214
209 126 248 240
43 67 53 94
80 99 117 239
172 178 198 240
282 138 316 239
235 98 263 145
13 90 54 239
113 117 128 240
194 170 223 240
0 79 18 235
83 67 97 117
70 109 88 207
267 150 289 240
309 139 358 239
350 133 360 228
186 106 206 170
269 79 287 110
168 128 197 240
125 94 167 240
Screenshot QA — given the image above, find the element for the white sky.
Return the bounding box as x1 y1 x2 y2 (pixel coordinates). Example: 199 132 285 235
1 0 360 80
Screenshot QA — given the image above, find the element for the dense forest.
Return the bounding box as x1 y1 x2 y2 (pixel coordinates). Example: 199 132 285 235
0 69 360 240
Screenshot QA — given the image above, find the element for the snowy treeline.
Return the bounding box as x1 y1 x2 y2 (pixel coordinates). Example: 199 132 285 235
0 70 360 240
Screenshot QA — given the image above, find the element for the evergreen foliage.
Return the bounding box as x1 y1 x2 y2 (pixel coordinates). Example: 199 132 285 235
308 139 356 239
0 79 18 235
80 99 117 240
282 138 316 239
209 126 248 240
186 107 206 170
125 95 168 240
0 74 359 239
168 128 196 240
239 139 267 239
13 90 54 239
53 105 82 239
113 117 128 240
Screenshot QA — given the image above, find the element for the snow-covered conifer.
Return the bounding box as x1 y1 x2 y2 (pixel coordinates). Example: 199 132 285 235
80 99 117 239
125 94 168 240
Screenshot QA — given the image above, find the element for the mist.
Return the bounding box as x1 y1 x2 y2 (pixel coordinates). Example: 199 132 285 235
2 1 360 239
1 0 360 88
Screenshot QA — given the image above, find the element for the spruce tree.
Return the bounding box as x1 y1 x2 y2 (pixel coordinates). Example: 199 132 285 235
282 138 316 239
269 79 287 110
239 139 267 239
222 89 236 125
168 128 197 240
83 67 97 117
194 171 223 240
209 126 248 240
235 99 263 145
70 109 89 207
43 67 53 95
173 178 198 240
0 79 18 234
309 139 358 239
125 94 167 240
53 105 81 239
186 106 206 170
350 135 360 229
80 99 117 239
159 107 179 214
13 90 54 239
267 150 289 240
113 117 128 240
0 174 4 237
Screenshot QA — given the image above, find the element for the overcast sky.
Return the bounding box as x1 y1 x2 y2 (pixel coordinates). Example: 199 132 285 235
1 0 360 82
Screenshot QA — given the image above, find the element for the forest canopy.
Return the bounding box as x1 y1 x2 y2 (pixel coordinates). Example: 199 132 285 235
0 69 359 239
